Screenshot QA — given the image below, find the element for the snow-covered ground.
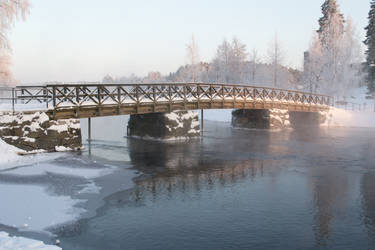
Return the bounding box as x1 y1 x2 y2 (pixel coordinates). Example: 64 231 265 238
0 232 60 250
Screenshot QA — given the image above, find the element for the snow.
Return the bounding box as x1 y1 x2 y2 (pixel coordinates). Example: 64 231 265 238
0 183 85 232
48 124 69 133
0 162 113 233
55 146 71 152
0 232 61 250
0 112 48 126
4 163 113 179
0 138 25 166
164 110 199 130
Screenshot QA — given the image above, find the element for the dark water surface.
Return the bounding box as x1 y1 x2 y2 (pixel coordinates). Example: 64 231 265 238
57 120 375 249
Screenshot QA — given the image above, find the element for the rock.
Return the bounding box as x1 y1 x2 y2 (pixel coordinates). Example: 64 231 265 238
0 112 82 152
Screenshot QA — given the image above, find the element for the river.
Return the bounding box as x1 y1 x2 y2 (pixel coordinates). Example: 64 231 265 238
1 116 375 249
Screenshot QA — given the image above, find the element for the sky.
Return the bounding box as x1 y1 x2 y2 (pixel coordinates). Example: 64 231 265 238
9 0 370 83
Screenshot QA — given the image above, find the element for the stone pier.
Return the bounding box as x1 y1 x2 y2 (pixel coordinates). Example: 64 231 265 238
128 110 200 140
289 111 326 129
232 109 326 130
0 112 82 152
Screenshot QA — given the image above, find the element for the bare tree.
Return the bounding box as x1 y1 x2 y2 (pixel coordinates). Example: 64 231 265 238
230 37 248 83
212 39 232 83
0 0 30 84
268 34 284 87
249 48 260 84
186 34 200 83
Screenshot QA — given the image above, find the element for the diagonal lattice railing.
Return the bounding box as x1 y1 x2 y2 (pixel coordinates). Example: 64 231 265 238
14 83 333 113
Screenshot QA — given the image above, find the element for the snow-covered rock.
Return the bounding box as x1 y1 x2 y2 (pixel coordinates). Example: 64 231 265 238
0 111 82 152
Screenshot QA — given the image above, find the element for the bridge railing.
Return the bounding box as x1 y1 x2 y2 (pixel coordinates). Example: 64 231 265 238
42 83 333 108
4 83 333 112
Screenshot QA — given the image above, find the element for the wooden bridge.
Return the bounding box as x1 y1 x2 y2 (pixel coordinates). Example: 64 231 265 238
10 83 332 119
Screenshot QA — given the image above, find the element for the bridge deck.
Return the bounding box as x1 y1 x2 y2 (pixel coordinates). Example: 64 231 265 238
11 83 332 119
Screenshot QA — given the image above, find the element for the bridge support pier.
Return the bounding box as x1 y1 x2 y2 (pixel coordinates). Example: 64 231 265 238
127 110 200 141
288 111 326 129
232 109 326 130
232 109 271 129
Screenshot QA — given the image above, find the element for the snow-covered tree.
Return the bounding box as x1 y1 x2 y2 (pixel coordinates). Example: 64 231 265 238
364 0 375 95
318 0 345 50
186 34 200 82
304 1 364 96
304 33 324 93
0 0 30 85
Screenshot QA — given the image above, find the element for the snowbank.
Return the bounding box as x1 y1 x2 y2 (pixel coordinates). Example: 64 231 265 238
0 138 25 166
0 232 60 250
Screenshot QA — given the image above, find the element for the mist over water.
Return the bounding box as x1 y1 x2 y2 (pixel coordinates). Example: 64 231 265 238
44 118 375 250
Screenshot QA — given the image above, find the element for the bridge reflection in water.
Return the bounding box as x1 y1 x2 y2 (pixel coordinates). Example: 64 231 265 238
88 124 375 248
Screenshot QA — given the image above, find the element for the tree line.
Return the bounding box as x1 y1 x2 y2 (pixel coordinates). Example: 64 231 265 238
106 0 370 99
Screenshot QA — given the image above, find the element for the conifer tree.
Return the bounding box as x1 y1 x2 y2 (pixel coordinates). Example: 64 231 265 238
318 0 345 47
364 0 375 95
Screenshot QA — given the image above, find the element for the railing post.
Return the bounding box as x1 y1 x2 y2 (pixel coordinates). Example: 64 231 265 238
45 87 49 109
117 86 121 104
97 85 102 106
12 88 15 114
197 84 200 109
183 85 186 109
76 86 80 105
135 85 139 113
52 86 56 108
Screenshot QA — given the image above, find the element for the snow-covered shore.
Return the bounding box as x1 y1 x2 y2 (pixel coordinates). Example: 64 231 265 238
0 232 61 250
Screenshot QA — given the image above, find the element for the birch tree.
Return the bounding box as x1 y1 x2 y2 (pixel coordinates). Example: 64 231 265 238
186 34 200 82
